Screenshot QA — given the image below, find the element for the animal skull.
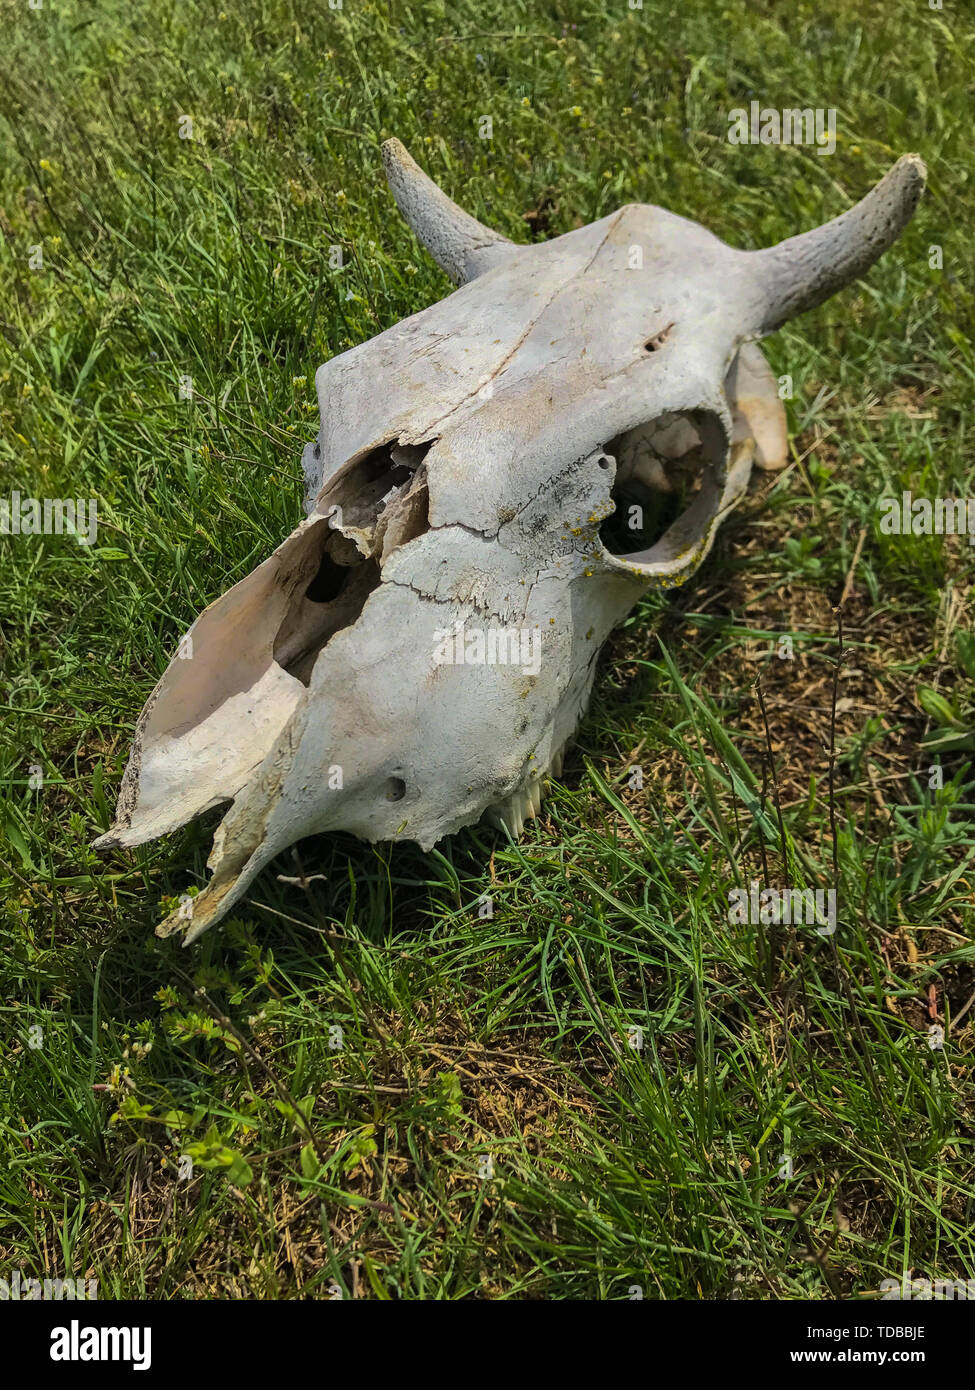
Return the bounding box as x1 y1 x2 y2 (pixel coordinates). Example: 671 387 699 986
95 141 925 943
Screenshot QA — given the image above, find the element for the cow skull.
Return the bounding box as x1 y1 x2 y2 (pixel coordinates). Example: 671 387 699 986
95 141 925 942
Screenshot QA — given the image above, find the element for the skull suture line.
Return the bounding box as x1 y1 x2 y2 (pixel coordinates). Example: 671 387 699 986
95 141 925 943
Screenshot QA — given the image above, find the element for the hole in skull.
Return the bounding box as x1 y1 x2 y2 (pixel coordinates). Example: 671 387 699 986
599 411 708 557
304 549 350 603
644 322 675 354
272 523 381 687
383 776 406 802
273 439 434 687
312 436 433 526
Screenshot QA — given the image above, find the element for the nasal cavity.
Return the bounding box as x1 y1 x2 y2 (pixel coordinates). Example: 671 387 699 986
272 520 381 687
305 550 348 603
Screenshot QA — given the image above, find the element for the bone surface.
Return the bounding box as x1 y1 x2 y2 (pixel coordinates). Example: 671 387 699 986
95 143 925 942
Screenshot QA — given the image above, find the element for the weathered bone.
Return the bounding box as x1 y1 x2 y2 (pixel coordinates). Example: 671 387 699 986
754 155 926 331
95 144 925 943
382 138 516 284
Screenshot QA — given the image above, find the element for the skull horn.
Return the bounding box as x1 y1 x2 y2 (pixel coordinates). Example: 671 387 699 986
753 153 926 333
381 137 516 285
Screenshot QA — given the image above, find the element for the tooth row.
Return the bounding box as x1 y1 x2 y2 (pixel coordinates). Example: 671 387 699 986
486 737 570 839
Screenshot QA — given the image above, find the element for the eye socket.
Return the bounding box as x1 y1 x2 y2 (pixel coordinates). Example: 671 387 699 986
599 411 708 558
383 777 406 802
598 408 728 574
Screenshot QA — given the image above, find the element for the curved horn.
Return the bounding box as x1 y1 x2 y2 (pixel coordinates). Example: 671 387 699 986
381 138 516 285
752 154 926 333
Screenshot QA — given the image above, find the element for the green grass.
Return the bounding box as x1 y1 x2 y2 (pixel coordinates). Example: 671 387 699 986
1 0 974 1299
